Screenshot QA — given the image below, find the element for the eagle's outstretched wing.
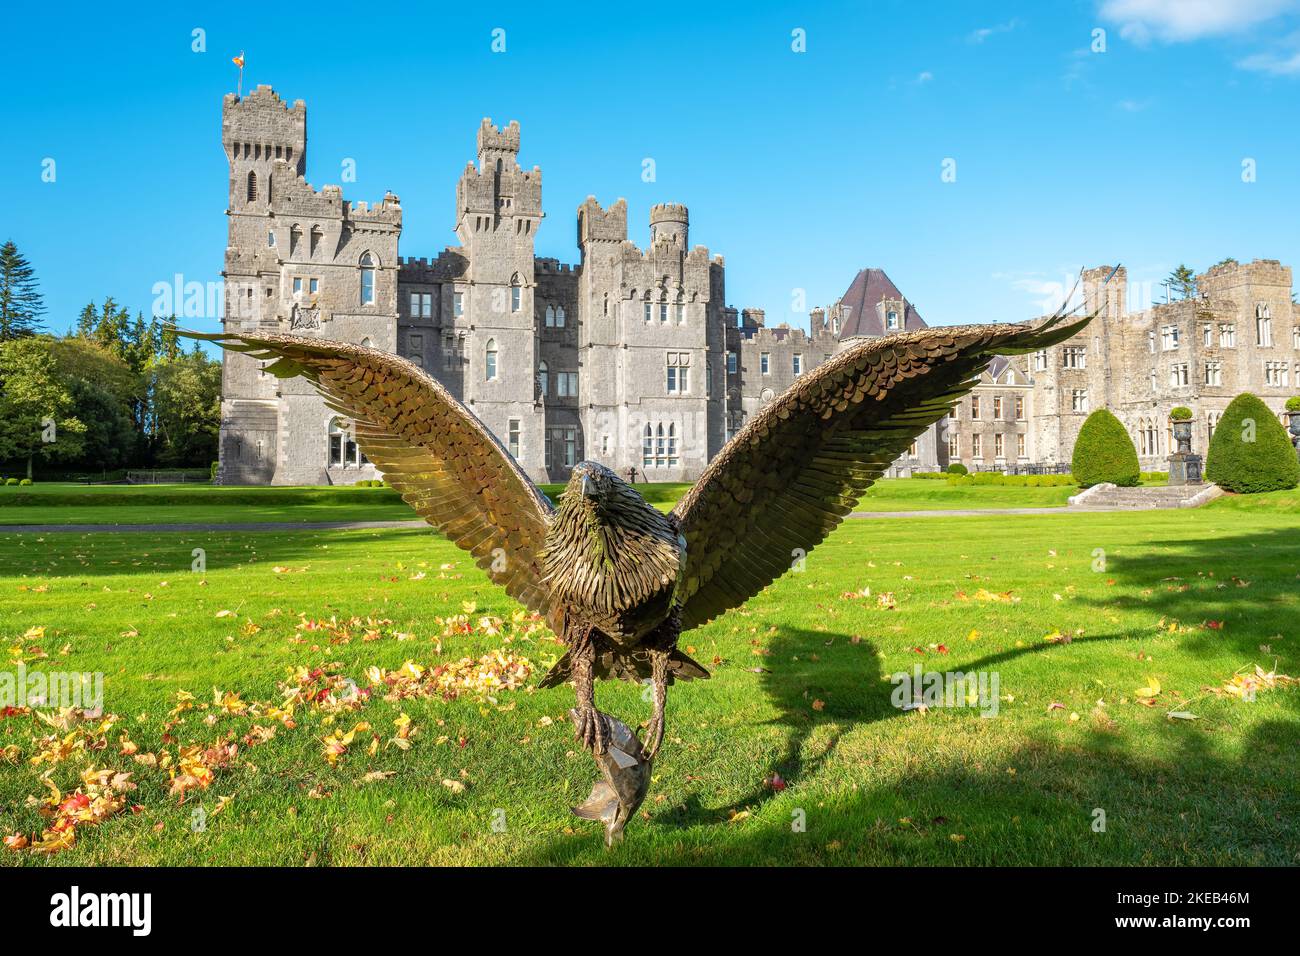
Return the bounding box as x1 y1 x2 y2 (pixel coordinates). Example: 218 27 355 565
184 330 554 615
670 311 1094 630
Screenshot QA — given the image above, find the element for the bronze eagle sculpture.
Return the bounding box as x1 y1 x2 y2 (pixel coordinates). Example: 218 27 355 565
184 304 1093 843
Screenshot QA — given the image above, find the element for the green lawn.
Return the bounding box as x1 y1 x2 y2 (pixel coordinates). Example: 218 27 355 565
0 479 1088 526
1 494 1297 865
0 482 693 525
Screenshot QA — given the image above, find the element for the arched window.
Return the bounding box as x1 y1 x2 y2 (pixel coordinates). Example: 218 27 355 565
643 291 652 322
309 225 322 259
289 224 302 256
659 292 668 323
545 305 555 327
328 418 359 466
360 337 372 349
642 424 654 466
247 171 258 202
675 292 685 324
510 275 522 313
537 359 548 396
485 338 498 380
555 305 566 328
359 253 376 306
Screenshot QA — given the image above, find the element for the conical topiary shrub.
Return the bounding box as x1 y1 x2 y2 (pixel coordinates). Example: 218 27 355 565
1205 393 1300 493
1071 408 1140 488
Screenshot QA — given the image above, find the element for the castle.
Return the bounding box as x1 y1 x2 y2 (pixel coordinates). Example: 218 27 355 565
943 262 1300 471
217 86 935 484
217 86 1298 485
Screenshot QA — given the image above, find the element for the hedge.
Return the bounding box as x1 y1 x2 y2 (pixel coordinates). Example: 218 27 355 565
946 473 1075 487
1071 409 1140 488
1205 393 1300 493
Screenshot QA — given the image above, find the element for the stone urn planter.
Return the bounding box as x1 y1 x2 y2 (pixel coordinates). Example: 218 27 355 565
1287 409 1300 458
1168 409 1200 485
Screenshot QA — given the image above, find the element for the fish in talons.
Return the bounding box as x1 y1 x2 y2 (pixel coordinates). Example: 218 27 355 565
569 709 652 847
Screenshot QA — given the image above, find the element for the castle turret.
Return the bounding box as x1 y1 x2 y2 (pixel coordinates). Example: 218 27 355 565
476 117 521 175
650 203 689 247
453 119 543 478
1083 265 1126 320
222 85 306 214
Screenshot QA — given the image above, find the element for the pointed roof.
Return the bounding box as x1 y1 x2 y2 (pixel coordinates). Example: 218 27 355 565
835 268 927 338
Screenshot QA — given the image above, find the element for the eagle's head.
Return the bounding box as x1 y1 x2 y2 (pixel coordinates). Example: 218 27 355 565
563 461 622 511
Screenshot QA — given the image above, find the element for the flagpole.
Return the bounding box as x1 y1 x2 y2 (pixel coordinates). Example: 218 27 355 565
235 50 244 98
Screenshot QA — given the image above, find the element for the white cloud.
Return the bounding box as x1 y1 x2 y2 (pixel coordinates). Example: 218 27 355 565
1116 97 1152 111
1238 32 1300 73
993 271 1081 313
968 19 1021 43
915 70 934 83
1099 0 1298 44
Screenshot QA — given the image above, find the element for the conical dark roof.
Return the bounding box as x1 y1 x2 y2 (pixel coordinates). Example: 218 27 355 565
836 268 927 338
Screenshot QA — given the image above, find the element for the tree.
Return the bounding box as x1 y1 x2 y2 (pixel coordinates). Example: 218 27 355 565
1205 392 1300 493
0 337 86 478
0 241 46 340
91 297 131 360
149 350 221 467
75 302 98 337
47 336 144 467
1071 408 1140 487
1167 264 1196 300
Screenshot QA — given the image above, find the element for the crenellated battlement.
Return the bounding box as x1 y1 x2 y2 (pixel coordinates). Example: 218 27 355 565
225 84 306 113
398 249 470 281
650 203 689 224
535 257 577 274
578 197 628 244
1198 257 1292 296
478 118 521 155
222 85 306 175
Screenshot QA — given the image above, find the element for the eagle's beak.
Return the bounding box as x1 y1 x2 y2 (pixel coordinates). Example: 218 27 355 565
581 475 593 499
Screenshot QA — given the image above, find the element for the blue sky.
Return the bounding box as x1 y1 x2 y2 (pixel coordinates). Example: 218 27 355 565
3 0 1299 340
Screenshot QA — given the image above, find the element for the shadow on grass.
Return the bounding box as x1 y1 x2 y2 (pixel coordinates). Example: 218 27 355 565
685 627 1137 825
516 708 1300 865
1074 524 1300 661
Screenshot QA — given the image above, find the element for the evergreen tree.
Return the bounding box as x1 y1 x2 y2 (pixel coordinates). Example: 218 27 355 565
1205 393 1300 493
0 240 46 340
1071 408 1141 487
1167 264 1196 300
75 302 99 337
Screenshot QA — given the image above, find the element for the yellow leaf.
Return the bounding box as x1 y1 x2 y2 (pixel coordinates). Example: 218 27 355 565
1135 677 1161 698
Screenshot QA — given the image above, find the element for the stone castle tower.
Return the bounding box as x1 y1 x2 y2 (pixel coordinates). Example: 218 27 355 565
219 85 399 484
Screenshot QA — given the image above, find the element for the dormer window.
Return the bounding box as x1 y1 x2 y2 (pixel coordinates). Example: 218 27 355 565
886 310 900 330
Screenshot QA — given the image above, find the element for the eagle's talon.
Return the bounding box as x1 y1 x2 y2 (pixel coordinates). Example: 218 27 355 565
574 705 609 754
643 715 665 760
